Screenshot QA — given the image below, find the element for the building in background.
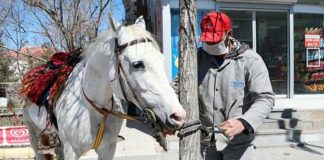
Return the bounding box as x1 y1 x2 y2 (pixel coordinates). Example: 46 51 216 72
124 0 163 47
1 43 52 116
143 0 324 109
6 42 53 77
138 0 324 144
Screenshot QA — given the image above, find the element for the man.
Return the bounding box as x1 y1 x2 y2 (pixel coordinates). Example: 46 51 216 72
197 11 275 159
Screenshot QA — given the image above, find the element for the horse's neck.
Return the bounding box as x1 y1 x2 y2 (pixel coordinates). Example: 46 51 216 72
81 38 129 111
81 55 113 109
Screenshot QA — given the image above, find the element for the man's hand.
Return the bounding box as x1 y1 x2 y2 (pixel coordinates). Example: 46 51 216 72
219 119 245 139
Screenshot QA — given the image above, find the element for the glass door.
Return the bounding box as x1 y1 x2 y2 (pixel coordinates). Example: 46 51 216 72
222 10 253 48
256 11 288 95
222 10 289 95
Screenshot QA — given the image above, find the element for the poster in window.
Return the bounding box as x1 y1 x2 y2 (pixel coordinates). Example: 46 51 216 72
306 48 321 68
305 34 321 48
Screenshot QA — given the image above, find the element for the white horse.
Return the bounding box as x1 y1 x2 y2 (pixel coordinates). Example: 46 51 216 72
23 15 186 160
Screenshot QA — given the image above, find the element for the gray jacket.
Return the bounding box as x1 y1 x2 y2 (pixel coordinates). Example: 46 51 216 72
198 46 274 133
172 41 275 145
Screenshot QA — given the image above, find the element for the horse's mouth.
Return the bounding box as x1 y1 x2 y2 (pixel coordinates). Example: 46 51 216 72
162 128 176 136
154 115 182 139
143 109 180 135
152 120 176 151
143 109 181 151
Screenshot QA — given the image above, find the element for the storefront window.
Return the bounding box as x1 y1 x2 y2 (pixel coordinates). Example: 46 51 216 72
256 12 288 95
294 13 324 94
0 84 7 98
222 10 253 48
297 0 324 5
171 9 210 79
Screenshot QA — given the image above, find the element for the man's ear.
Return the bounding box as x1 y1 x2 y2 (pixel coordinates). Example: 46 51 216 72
227 30 233 36
225 30 233 43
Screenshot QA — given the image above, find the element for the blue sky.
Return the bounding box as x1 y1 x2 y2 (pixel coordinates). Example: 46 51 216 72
112 0 125 21
6 0 125 49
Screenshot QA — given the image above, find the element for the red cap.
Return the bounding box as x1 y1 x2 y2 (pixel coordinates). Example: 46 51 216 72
199 12 232 43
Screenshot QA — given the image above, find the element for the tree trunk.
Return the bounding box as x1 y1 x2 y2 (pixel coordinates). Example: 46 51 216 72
178 0 201 160
122 0 136 25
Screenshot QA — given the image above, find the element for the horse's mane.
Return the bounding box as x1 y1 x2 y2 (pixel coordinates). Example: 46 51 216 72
80 28 116 58
81 23 161 58
121 24 161 51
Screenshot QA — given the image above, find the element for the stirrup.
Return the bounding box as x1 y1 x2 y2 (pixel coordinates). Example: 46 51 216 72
37 128 61 154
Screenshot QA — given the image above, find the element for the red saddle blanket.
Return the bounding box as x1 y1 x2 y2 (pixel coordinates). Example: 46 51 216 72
19 52 71 105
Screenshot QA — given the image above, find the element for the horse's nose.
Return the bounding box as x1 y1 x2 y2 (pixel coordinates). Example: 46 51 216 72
170 106 186 128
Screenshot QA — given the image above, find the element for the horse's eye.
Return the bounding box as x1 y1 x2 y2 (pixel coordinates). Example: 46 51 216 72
132 61 145 70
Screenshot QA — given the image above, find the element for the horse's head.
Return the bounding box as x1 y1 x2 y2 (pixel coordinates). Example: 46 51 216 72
109 16 186 132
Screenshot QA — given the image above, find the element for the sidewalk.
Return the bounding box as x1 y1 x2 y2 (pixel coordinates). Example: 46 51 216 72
1 120 324 159
252 141 324 160
81 120 324 160
81 120 173 160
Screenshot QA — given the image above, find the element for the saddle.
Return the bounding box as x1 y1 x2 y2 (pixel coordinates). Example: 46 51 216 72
19 48 82 106
19 48 82 154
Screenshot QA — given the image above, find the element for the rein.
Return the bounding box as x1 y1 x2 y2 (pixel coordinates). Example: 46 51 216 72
81 86 142 149
81 86 141 122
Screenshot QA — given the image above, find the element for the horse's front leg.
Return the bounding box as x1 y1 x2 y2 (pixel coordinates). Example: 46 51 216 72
96 117 124 160
23 107 48 160
97 142 117 160
63 143 80 160
55 143 64 160
24 122 47 160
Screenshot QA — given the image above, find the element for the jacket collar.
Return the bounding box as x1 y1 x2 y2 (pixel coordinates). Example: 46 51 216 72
226 38 250 59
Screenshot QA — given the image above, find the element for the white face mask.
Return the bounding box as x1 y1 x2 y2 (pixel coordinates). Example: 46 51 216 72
202 40 229 56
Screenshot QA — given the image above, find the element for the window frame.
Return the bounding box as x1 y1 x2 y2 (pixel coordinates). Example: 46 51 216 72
0 84 7 98
292 4 324 99
220 4 290 98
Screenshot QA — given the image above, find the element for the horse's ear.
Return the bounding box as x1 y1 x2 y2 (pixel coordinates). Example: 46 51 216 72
135 15 146 29
109 13 122 33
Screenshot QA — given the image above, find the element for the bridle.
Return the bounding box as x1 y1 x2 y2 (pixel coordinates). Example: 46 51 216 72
113 37 157 123
81 37 158 149
114 37 152 112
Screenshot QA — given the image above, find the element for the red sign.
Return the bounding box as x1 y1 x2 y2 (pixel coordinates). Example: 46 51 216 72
0 126 30 146
305 34 321 48
0 128 3 144
5 126 30 144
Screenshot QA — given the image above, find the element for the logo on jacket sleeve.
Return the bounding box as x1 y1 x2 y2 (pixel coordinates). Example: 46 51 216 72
230 80 245 89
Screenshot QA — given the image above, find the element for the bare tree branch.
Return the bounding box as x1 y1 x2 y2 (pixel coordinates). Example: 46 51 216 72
0 3 12 26
30 9 58 51
94 0 110 37
22 0 111 51
24 0 71 49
